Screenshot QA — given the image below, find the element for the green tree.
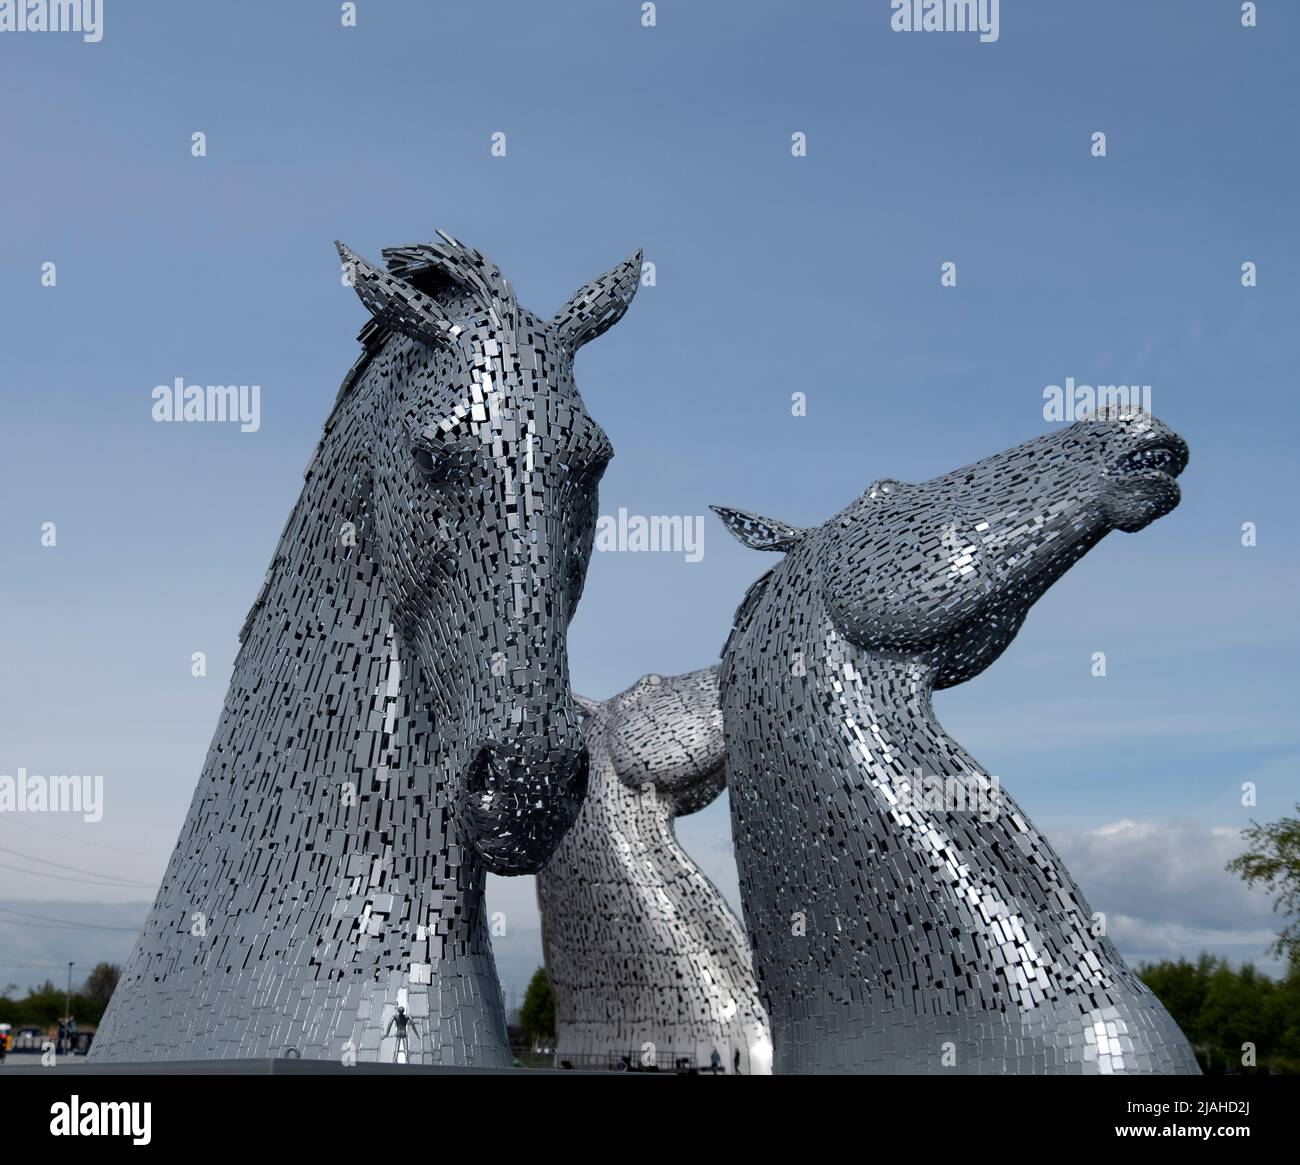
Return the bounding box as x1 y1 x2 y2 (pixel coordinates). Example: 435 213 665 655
18 980 65 1026
519 967 555 1048
1139 955 1300 1073
81 963 120 1010
1228 804 1300 963
1269 958 1300 1070
1140 954 1214 1048
1199 961 1275 1069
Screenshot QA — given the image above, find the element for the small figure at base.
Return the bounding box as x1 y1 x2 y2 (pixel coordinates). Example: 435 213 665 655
384 1006 420 1064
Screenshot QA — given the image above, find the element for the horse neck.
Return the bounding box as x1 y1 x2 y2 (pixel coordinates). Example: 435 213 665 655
739 556 1136 1003
543 710 688 894
215 449 487 955
540 708 755 1009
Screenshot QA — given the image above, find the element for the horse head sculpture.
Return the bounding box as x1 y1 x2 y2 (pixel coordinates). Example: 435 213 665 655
714 408 1200 1074
334 235 640 873
90 234 640 1064
538 668 773 1073
592 670 726 810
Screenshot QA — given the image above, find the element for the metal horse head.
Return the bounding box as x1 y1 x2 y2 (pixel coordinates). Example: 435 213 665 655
713 408 1198 1074
540 668 772 1073
89 235 642 1066
715 408 1187 688
336 233 640 873
578 668 726 812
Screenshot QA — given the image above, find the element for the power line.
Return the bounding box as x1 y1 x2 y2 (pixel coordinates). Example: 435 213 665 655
0 842 158 886
0 905 141 930
0 813 169 860
0 859 156 890
0 917 121 931
0 906 140 933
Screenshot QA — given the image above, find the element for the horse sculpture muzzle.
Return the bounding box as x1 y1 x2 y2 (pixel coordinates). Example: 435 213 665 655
461 737 590 875
1100 424 1189 532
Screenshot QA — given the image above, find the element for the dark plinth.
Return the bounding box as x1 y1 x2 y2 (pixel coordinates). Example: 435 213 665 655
0 1055 603 1076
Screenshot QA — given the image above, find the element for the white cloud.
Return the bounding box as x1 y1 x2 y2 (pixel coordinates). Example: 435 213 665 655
1052 818 1283 971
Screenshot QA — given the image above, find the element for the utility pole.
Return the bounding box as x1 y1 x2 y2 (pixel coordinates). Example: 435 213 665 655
65 961 74 1025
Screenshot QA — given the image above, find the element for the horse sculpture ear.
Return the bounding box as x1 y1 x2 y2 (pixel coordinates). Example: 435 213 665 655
551 250 643 352
710 505 807 552
573 694 602 719
336 241 464 349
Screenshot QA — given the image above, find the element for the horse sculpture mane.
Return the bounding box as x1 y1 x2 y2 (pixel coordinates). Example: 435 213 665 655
91 233 640 1065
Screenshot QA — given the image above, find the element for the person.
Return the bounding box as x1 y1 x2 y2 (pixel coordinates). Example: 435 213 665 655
733 1047 741 1076
56 1020 66 1056
709 1046 721 1075
383 1005 419 1063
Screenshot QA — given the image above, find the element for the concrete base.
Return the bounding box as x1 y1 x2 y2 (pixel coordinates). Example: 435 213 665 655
0 1055 593 1076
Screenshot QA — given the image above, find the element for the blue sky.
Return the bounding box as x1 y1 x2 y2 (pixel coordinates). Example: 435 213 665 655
1 0 1297 1002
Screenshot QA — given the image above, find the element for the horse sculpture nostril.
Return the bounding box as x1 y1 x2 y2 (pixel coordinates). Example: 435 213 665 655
468 743 588 796
460 743 590 875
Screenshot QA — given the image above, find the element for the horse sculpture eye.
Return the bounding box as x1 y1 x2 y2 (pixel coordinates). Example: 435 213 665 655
571 451 612 484
869 478 901 498
412 445 447 480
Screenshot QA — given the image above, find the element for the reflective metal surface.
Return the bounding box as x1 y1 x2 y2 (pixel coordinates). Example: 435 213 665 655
538 668 772 1073
90 234 640 1064
715 409 1200 1074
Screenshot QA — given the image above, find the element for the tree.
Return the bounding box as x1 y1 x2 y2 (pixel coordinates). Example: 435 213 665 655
1140 955 1300 1074
1228 805 1300 963
519 967 555 1048
20 980 66 1026
81 963 121 1009
1139 954 1215 1049
1199 961 1276 1068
